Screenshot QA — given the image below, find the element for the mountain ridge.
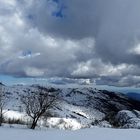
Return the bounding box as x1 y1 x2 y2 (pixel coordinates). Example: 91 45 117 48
1 84 140 129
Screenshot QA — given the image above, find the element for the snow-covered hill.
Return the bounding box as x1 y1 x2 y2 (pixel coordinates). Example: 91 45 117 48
1 84 140 130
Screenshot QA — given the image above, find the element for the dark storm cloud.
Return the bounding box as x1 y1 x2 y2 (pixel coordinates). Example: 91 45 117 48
0 0 140 87
22 0 100 39
22 0 140 64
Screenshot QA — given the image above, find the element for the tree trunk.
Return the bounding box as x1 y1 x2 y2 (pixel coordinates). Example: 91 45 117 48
0 115 2 126
30 117 39 129
0 108 3 126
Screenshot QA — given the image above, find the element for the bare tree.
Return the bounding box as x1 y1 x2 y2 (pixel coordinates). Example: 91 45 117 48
0 84 7 126
21 86 58 129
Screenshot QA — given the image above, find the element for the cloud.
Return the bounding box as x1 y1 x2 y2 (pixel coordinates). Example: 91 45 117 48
0 0 140 87
21 0 140 64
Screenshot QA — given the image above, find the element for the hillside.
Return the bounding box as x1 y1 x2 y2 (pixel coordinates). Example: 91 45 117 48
1 84 140 129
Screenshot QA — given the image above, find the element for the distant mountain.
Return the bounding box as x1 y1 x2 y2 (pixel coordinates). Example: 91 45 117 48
126 92 140 101
0 82 5 86
1 84 140 129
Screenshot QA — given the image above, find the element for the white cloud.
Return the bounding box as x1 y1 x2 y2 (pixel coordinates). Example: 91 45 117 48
24 67 45 77
129 43 140 55
0 0 140 87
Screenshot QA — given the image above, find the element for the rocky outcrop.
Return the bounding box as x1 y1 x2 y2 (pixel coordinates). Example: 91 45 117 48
115 110 140 129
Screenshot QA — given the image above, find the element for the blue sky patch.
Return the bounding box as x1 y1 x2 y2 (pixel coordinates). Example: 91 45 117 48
52 4 66 18
52 0 59 3
22 50 32 57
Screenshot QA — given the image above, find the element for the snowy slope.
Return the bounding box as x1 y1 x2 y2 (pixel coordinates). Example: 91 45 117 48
1 84 140 129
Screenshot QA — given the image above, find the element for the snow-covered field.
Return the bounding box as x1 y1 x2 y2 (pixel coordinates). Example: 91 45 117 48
0 127 140 140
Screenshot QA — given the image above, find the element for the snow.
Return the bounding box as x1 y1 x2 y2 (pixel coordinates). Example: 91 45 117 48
45 117 82 130
3 110 83 130
0 127 140 140
4 110 26 120
116 110 140 128
2 84 140 129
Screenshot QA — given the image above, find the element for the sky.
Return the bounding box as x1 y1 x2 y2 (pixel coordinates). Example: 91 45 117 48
0 0 140 89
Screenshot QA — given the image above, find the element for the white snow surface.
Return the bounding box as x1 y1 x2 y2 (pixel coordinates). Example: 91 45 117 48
0 127 140 140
